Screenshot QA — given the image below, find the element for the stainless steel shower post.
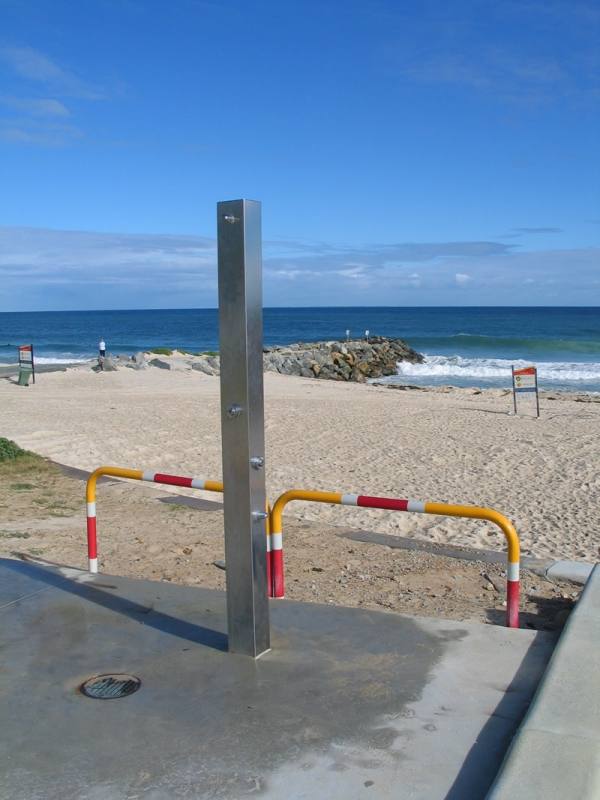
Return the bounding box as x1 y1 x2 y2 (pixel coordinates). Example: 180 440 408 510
217 199 270 657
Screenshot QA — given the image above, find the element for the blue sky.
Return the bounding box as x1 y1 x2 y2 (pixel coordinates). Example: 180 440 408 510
0 0 598 310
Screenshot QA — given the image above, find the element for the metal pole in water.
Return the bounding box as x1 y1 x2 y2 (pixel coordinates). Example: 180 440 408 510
217 199 270 658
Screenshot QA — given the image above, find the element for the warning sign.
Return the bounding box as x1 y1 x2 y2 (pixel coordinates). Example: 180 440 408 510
513 366 536 391
17 344 35 385
511 365 539 417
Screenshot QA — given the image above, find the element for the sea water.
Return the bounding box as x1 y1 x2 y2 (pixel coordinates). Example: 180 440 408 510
1 307 599 392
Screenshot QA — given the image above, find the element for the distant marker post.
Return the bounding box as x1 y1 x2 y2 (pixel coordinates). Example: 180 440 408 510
512 365 539 418
17 344 35 385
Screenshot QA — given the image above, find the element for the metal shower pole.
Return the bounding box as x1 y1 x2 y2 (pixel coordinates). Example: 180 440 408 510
217 199 270 658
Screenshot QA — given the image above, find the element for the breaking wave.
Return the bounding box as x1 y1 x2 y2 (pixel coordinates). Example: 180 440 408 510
391 354 600 389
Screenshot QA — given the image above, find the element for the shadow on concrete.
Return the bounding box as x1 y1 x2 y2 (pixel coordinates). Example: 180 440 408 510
158 494 224 512
340 529 506 563
457 406 511 415
443 629 556 799
340 529 549 571
485 594 574 632
1 557 228 652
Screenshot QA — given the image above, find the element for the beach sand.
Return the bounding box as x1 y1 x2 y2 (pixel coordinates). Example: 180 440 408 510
1 366 599 562
0 460 579 629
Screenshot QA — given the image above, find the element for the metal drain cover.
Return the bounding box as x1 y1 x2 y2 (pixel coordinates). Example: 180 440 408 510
80 673 141 699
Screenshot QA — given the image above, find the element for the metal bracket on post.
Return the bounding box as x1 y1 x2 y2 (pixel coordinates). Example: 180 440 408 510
217 199 270 658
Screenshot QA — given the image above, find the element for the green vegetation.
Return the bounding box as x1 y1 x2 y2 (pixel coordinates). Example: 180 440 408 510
31 496 76 515
167 503 187 512
201 351 219 357
0 445 61 485
150 347 173 356
0 437 27 462
0 447 76 564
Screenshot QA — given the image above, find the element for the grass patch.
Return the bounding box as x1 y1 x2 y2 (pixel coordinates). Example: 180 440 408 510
0 450 60 481
47 501 76 516
10 482 36 491
0 530 30 539
0 437 27 462
201 351 218 357
150 347 173 356
31 496 75 513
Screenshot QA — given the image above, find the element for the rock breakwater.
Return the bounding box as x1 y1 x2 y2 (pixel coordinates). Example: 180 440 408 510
95 337 423 382
262 337 423 381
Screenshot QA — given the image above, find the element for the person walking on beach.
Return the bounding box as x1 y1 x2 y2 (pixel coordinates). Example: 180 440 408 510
98 338 106 370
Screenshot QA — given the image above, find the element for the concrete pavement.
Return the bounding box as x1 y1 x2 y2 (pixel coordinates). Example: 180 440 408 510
487 564 600 799
0 557 556 799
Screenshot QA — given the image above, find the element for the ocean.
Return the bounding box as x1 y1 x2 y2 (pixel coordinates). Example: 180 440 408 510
1 307 599 393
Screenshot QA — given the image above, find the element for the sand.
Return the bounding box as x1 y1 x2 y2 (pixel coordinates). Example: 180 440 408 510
0 460 579 629
1 366 599 562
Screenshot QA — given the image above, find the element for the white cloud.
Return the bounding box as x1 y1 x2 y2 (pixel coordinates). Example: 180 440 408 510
336 266 367 279
0 120 82 146
0 45 109 146
0 46 104 100
0 96 70 117
387 2 600 107
0 225 599 310
0 46 64 81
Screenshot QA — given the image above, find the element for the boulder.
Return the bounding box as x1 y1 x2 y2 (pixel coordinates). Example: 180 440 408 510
149 358 171 370
130 352 147 370
92 356 117 372
192 361 217 376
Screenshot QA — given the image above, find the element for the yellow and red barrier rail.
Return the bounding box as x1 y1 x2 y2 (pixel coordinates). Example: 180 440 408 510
269 490 521 628
85 466 276 593
85 466 224 571
86 467 521 627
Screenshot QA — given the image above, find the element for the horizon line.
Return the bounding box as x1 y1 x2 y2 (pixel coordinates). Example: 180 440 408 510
2 304 600 314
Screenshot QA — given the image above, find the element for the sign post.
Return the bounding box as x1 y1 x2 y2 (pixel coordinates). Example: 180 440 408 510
511 365 539 418
217 199 270 658
17 344 35 386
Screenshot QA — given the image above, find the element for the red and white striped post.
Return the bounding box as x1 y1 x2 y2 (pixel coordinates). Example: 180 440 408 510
86 500 98 573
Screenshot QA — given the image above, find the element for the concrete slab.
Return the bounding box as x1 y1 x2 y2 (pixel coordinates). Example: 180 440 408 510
0 558 555 800
487 564 600 799
342 530 595 586
545 559 594 584
342 529 550 572
487 729 600 799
